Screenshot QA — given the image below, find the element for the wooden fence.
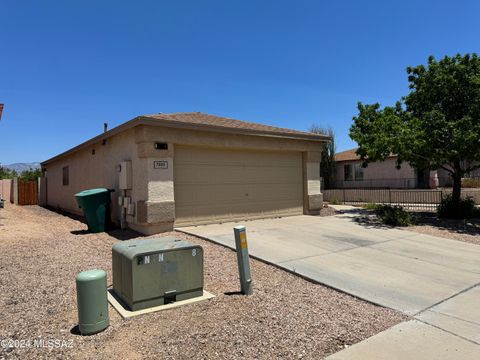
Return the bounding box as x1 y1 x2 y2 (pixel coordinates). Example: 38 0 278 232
18 180 38 205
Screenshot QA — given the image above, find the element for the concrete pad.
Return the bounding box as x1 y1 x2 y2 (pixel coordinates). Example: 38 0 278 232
279 246 480 315
326 320 480 360
371 236 480 275
417 286 480 344
108 289 215 318
180 214 480 359
180 215 480 315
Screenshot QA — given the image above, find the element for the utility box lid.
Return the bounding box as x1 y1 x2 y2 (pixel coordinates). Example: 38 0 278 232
112 237 197 260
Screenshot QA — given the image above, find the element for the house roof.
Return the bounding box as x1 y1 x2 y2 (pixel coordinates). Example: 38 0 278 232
335 148 361 162
335 148 398 162
42 112 329 165
142 112 328 140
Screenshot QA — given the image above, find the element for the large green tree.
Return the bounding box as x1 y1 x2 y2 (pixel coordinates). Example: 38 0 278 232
350 54 480 204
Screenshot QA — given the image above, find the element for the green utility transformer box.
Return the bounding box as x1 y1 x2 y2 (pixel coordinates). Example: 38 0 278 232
112 237 203 311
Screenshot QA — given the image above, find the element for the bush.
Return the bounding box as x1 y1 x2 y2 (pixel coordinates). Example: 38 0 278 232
329 198 341 205
362 203 384 211
462 178 480 188
437 195 479 219
374 205 412 226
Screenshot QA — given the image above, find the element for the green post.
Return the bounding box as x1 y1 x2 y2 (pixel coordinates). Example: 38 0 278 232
76 269 109 335
233 225 253 295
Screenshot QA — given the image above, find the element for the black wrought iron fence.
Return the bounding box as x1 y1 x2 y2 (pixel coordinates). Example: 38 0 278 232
323 188 444 211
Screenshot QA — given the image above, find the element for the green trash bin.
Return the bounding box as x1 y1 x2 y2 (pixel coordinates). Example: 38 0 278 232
74 188 114 233
76 269 109 335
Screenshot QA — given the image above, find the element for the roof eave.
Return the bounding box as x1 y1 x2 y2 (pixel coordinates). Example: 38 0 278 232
42 116 329 166
139 116 330 142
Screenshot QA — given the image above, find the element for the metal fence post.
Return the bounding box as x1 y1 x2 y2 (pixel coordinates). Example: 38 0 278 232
233 226 253 295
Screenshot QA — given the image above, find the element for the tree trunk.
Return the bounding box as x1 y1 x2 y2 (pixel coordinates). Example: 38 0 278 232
451 173 462 204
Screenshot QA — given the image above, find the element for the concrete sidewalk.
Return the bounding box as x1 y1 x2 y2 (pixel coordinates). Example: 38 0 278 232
178 210 480 359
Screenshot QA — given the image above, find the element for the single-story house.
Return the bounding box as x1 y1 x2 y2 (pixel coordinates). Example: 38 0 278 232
335 148 434 189
334 148 480 189
41 112 328 235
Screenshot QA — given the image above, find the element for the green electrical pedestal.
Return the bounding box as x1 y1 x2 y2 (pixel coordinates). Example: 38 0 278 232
76 269 109 335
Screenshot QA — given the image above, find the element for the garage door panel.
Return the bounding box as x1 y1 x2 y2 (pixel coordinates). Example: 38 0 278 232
174 146 303 226
175 164 300 185
176 201 302 226
175 183 302 206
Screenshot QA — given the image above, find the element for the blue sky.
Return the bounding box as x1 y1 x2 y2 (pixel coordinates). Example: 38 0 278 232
1 0 479 164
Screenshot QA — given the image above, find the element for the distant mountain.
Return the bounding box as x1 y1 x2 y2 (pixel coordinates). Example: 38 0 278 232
3 162 41 173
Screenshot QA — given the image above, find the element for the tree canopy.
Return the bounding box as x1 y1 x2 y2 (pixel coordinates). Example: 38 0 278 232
0 166 17 180
0 166 41 181
350 54 480 202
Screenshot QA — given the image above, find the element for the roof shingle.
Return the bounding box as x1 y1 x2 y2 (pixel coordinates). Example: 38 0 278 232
142 112 327 140
335 148 398 162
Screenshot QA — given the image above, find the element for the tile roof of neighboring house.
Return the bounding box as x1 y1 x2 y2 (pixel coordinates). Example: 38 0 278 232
335 148 361 162
335 148 397 162
142 112 328 140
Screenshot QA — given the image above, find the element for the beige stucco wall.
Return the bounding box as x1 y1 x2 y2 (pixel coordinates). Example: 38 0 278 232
134 125 323 229
335 158 416 188
303 151 323 214
43 124 324 234
0 179 12 202
134 125 322 153
44 128 142 225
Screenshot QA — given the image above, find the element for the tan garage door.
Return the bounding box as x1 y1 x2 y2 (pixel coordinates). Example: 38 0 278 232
174 146 304 226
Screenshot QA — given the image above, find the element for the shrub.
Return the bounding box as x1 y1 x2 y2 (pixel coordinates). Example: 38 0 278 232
362 203 384 211
329 198 341 205
437 195 479 219
462 178 480 188
375 205 412 226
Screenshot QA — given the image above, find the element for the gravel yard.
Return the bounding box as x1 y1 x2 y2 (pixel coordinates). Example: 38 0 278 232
351 205 480 246
406 213 480 246
0 204 406 359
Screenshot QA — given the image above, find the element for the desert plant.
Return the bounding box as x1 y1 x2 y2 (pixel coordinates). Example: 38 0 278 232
437 194 479 219
362 203 383 211
374 205 412 226
329 198 341 205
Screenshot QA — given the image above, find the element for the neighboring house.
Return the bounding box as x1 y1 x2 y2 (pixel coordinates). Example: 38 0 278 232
334 148 420 189
334 148 478 189
41 112 328 235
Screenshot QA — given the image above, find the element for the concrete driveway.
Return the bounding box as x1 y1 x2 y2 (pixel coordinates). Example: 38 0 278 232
178 208 480 359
